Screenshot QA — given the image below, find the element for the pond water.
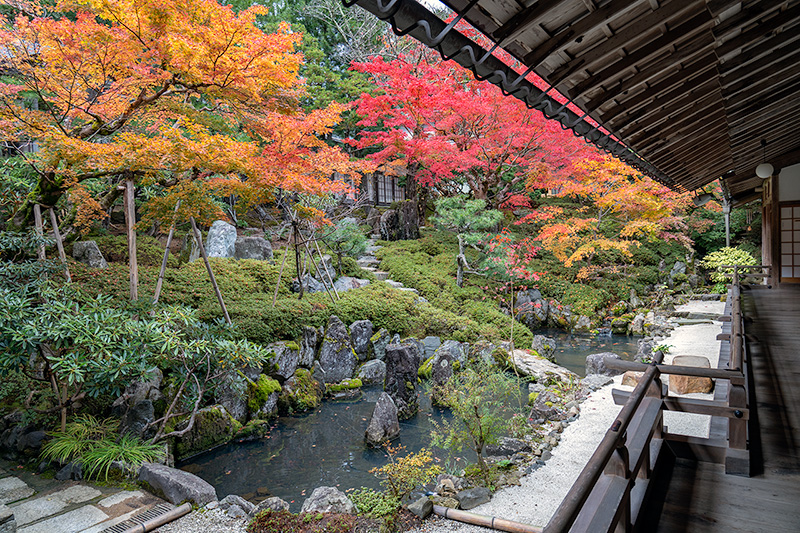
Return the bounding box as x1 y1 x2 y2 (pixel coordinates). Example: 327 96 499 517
179 332 639 509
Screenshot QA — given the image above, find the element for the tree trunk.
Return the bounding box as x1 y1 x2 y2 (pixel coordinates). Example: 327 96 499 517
48 208 71 282
33 204 46 261
123 179 138 300
456 234 466 288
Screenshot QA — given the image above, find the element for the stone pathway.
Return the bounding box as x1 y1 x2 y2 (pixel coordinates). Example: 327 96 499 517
357 235 422 296
0 461 170 533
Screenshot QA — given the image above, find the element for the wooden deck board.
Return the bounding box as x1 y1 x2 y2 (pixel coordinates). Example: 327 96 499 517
645 285 800 532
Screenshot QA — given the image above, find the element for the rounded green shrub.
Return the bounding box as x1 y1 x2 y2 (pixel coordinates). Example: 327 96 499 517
701 247 757 283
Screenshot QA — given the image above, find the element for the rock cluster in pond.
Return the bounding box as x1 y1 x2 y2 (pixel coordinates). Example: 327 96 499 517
364 392 400 446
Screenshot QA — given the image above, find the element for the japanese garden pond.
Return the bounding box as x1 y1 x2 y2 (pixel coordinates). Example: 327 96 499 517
179 332 640 509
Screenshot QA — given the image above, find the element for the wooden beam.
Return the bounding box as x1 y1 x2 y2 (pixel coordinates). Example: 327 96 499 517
523 0 640 68
569 10 714 99
48 207 71 283
714 2 800 59
580 48 716 111
32 204 46 261
123 178 138 301
618 82 721 139
492 0 570 44
719 29 800 78
596 54 717 123
190 217 232 325
549 0 703 85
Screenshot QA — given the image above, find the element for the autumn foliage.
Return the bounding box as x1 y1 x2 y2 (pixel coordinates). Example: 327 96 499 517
0 0 364 228
350 46 589 207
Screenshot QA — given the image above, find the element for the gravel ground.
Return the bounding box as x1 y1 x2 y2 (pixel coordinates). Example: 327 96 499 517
154 508 247 533
154 300 727 533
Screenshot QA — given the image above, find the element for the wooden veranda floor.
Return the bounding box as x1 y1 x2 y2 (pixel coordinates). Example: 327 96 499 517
643 284 800 532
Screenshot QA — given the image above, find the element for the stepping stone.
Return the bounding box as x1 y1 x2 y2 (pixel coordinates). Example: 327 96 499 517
357 258 378 267
398 287 420 294
11 485 102 525
18 505 108 533
668 355 714 394
374 271 390 281
98 491 144 508
385 280 404 288
0 477 34 504
360 266 377 272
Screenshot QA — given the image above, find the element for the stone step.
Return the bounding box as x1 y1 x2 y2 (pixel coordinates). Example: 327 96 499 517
398 287 420 295
385 280 404 289
357 257 379 267
373 271 390 281
371 234 381 240
360 266 377 272
0 477 34 505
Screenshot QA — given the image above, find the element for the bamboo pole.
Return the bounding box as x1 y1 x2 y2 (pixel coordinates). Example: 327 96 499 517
153 200 181 304
123 179 138 300
434 506 543 533
272 228 290 307
47 207 71 282
33 204 46 261
313 239 340 299
190 217 231 325
304 241 336 304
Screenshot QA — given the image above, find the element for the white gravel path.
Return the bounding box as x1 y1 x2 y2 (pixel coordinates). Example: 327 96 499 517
410 299 727 533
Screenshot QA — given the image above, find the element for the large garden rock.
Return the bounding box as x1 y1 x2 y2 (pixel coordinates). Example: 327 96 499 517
435 340 467 367
548 303 573 329
318 316 357 383
515 289 548 328
370 329 391 360
531 335 557 362
635 339 656 362
220 494 255 516
299 326 320 368
72 241 108 269
529 389 567 422
611 317 630 335
278 368 323 413
315 254 338 281
507 350 577 384
234 236 273 262
366 207 382 231
422 336 442 359
350 320 373 361
206 220 237 258
469 341 496 366
357 360 386 386
456 487 491 510
173 405 238 460
139 463 217 506
333 276 370 293
485 437 532 457
300 487 355 514
379 210 400 241
630 314 646 336
269 341 301 382
402 339 425 369
119 399 155 439
586 352 622 376
408 497 433 519
573 315 592 333
215 373 248 424
384 344 419 419
291 274 325 294
249 497 289 517
668 355 714 394
365 393 400 446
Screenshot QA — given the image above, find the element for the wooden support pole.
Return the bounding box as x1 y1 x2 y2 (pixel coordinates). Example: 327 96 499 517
272 229 290 307
313 239 340 300
153 200 181 305
304 242 336 304
123 179 138 300
48 207 71 282
33 204 46 261
190 217 231 325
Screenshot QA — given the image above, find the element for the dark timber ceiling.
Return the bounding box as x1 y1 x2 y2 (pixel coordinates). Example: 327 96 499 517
346 0 800 201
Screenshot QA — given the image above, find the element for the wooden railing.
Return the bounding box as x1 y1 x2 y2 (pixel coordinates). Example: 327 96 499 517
542 264 766 532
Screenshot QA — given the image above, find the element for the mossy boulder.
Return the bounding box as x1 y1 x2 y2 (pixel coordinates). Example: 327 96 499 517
173 405 239 460
268 341 301 382
318 315 357 383
369 328 391 360
611 317 630 335
234 419 272 442
278 368 324 415
247 375 281 420
326 378 363 401
215 372 249 424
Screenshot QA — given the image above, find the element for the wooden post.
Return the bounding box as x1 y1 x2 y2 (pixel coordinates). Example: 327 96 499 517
190 217 231 325
313 239 340 299
304 242 336 304
33 204 46 261
123 179 138 300
153 200 181 305
48 207 71 282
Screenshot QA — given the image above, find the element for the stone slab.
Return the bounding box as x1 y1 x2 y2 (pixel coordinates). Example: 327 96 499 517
669 355 714 394
18 505 108 533
11 484 102 525
98 490 144 508
0 477 34 504
81 508 141 533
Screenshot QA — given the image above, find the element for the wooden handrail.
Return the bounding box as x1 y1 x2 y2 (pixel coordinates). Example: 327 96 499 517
604 358 744 380
544 352 664 533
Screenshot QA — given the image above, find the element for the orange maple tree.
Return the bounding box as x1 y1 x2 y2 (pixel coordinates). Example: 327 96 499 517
0 0 364 229
523 155 694 279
